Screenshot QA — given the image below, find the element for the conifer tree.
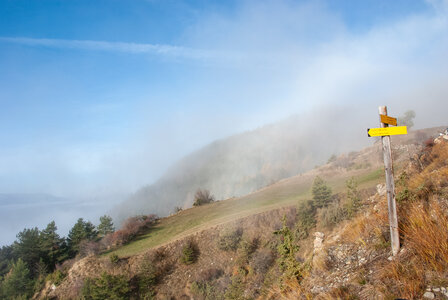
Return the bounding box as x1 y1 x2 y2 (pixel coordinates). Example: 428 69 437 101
40 221 65 270
97 215 115 237
1 258 34 299
312 176 332 208
13 228 42 275
345 177 361 218
0 245 14 278
67 218 97 255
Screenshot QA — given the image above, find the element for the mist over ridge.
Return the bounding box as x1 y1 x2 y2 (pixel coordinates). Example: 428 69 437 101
1 0 448 245
111 105 446 223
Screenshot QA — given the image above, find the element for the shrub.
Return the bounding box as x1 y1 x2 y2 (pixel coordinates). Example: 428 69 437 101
81 272 130 300
295 200 316 239
138 260 157 298
193 189 215 206
312 176 332 208
345 177 361 218
78 240 100 257
109 254 120 264
120 214 158 242
320 201 347 228
217 228 243 252
250 249 275 274
101 214 158 248
197 268 224 282
237 237 258 264
396 172 416 203
180 241 198 265
224 272 246 300
46 269 65 286
191 281 224 300
137 249 173 299
274 216 302 281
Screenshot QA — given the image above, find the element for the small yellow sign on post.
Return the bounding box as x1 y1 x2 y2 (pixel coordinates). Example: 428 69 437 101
367 126 407 137
380 114 397 126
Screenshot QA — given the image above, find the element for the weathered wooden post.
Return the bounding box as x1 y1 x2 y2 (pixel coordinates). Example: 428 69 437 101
378 106 400 256
367 106 407 256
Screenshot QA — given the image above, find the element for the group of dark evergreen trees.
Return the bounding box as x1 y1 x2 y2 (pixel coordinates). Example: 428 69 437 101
0 215 114 299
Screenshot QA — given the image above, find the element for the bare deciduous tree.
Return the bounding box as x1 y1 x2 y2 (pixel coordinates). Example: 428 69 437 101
193 189 215 206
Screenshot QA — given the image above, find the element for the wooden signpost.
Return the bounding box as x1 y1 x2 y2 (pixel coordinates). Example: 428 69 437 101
368 106 407 256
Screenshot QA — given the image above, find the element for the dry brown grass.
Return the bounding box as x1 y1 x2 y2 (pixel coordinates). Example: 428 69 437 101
265 278 312 300
278 142 448 299
339 206 388 246
402 201 448 271
408 142 448 196
378 142 448 299
379 256 426 299
315 286 357 300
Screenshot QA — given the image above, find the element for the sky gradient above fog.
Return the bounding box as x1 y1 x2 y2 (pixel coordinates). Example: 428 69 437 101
1 0 448 199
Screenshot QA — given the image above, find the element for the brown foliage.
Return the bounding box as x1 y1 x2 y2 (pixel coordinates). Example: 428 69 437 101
249 249 275 274
102 214 158 248
78 240 101 257
197 268 224 282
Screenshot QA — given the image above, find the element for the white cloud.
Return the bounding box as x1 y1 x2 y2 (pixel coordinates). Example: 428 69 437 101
0 37 214 60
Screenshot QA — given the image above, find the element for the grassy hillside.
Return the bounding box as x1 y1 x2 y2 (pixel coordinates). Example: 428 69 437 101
110 127 441 257
38 127 448 300
110 164 383 257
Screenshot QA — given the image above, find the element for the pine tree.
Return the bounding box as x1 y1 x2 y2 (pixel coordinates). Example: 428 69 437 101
312 176 332 208
97 215 115 237
1 258 34 299
40 221 65 270
67 218 97 255
0 245 15 278
274 216 301 280
13 227 43 275
345 177 361 218
180 241 197 265
82 272 130 300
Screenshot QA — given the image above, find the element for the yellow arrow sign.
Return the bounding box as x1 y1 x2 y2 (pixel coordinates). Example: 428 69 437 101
380 114 397 126
367 126 407 137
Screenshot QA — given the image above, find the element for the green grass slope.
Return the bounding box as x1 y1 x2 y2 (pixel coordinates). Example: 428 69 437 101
110 167 383 257
110 127 442 257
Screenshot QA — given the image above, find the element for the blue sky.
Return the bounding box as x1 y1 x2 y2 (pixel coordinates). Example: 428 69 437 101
0 0 448 200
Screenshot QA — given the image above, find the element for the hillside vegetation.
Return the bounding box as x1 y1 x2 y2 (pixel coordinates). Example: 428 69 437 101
31 127 447 299
112 112 401 223
109 127 434 257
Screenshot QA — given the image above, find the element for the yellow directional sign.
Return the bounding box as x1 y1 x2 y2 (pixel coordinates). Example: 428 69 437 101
380 114 397 126
367 126 407 137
